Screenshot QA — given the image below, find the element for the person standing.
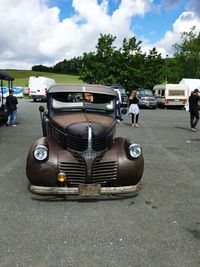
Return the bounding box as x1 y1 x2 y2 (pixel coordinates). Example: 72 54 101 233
5 89 18 127
128 90 140 127
114 89 122 122
189 88 200 132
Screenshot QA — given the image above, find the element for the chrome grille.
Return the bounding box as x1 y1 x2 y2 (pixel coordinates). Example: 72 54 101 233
92 155 117 184
59 153 117 186
92 135 107 151
59 154 86 185
51 125 61 143
67 134 108 151
67 134 87 151
50 125 113 152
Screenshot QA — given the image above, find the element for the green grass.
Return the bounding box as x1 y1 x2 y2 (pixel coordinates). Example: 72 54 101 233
1 69 83 87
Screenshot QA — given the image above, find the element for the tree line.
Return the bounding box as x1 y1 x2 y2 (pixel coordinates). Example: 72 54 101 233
32 27 200 91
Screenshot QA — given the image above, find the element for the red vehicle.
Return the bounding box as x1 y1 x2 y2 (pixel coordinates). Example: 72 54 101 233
26 84 144 197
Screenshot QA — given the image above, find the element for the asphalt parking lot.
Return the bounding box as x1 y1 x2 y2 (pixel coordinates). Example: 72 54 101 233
0 99 199 267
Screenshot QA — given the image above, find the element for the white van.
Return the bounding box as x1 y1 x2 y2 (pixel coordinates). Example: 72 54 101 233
153 84 188 108
28 76 56 101
179 78 200 111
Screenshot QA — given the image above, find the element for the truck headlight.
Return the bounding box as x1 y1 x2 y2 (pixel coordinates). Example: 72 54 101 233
34 145 48 161
129 144 142 158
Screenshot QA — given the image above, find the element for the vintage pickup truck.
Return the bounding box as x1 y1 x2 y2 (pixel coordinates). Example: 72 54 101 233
26 84 144 197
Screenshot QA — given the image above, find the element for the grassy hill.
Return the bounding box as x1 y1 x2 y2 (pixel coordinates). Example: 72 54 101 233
1 69 83 87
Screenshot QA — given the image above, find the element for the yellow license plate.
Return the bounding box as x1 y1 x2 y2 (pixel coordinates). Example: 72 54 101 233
78 184 101 196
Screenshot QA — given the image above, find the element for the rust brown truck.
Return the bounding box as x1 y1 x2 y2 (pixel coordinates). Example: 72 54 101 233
26 84 144 196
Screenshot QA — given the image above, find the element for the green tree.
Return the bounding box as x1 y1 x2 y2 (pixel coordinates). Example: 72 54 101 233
80 34 117 84
80 52 99 83
53 57 82 74
163 56 182 83
32 65 53 72
142 47 165 89
33 27 200 87
174 26 200 78
118 37 144 90
80 34 165 91
96 33 116 59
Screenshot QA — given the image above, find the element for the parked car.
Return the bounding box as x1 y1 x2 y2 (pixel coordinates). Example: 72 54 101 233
136 89 157 109
26 84 144 197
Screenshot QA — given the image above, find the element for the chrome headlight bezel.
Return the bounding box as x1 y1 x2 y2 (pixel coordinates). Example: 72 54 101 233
33 145 48 161
129 143 142 159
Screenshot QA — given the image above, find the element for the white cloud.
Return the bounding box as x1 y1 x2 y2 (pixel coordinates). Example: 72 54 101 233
0 0 60 69
40 0 153 60
0 0 155 69
0 0 199 70
154 11 200 57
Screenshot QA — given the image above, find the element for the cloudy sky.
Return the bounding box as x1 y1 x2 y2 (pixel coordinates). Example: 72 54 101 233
0 0 200 70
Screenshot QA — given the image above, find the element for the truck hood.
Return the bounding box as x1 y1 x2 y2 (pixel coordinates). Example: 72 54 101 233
51 113 115 137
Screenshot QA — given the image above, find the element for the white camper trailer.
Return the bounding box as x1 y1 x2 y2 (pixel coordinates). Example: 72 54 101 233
29 76 56 102
153 84 188 108
179 78 200 110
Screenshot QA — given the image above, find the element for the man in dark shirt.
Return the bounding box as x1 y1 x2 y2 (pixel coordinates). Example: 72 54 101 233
5 89 18 126
189 88 200 131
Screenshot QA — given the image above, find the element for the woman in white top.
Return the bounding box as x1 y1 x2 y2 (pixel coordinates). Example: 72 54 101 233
128 90 140 127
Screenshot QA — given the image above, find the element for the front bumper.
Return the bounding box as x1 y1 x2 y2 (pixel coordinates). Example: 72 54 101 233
31 95 47 100
29 184 142 196
139 102 157 108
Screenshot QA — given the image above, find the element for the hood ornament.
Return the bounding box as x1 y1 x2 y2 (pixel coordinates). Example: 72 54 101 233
82 122 97 180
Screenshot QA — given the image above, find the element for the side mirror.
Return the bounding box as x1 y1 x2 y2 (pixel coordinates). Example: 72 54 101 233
121 108 127 115
39 105 45 113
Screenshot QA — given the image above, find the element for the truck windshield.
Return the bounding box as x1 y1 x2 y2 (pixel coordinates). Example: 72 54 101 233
51 92 115 113
138 90 154 97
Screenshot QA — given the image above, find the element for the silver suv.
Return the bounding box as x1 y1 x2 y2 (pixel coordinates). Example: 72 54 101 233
136 89 157 109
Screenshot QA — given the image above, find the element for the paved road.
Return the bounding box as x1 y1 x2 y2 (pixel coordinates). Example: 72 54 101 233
0 99 199 267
